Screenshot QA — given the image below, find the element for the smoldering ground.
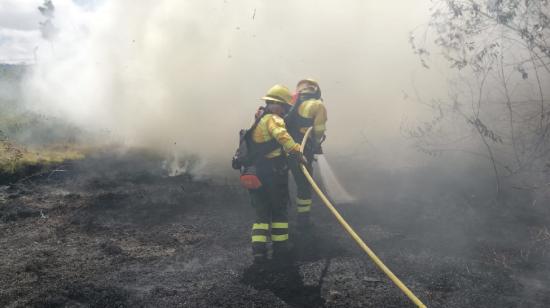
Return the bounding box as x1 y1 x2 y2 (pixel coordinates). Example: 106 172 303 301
1 146 548 307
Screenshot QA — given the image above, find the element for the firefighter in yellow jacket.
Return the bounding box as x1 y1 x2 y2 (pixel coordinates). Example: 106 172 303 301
247 84 304 266
286 78 327 230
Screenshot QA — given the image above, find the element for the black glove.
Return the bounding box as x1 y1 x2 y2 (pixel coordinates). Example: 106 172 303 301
312 143 323 155
290 152 308 165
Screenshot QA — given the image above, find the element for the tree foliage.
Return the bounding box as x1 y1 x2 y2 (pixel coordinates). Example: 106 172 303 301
38 0 58 42
408 0 550 194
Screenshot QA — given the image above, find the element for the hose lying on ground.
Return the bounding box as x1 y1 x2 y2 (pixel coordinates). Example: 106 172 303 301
299 127 427 308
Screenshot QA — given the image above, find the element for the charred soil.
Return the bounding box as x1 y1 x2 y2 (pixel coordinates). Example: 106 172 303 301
1 151 549 307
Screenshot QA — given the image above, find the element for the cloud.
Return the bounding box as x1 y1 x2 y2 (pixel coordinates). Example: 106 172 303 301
0 0 92 63
0 28 41 63
0 0 41 63
0 0 42 31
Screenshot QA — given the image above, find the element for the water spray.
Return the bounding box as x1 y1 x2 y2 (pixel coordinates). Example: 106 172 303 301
316 155 355 204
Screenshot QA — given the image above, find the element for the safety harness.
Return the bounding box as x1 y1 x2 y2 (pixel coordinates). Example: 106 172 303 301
232 111 283 189
248 112 283 161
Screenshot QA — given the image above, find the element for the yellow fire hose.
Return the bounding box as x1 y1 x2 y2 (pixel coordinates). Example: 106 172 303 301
299 127 427 308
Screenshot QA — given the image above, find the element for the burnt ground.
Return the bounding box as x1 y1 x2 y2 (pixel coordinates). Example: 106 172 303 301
1 151 549 307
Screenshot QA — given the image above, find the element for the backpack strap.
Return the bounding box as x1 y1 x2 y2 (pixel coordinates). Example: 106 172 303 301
285 98 315 144
247 112 283 161
244 108 267 140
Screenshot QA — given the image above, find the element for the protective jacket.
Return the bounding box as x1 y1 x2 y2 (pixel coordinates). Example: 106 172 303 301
287 98 327 145
251 113 300 159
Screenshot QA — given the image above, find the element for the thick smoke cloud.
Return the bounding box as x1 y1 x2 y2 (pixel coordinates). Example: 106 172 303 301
21 0 447 172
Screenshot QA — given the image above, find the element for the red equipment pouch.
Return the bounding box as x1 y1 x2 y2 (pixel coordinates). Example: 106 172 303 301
240 174 262 190
291 92 298 105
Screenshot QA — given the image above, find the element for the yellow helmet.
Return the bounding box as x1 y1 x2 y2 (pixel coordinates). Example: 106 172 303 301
296 78 320 94
261 84 292 105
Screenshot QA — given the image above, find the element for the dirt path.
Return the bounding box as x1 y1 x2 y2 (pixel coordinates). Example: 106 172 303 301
1 153 549 307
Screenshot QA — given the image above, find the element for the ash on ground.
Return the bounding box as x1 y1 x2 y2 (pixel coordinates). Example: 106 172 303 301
1 151 549 307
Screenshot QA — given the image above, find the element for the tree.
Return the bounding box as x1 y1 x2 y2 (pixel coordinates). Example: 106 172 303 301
408 0 550 195
38 0 58 44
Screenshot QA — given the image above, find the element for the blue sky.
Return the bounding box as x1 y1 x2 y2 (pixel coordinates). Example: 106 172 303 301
72 0 103 9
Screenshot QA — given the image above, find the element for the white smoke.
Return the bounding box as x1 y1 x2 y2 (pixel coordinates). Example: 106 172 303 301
19 0 445 173
162 148 207 179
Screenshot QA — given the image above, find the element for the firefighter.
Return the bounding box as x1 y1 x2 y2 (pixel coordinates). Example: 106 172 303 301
286 78 327 231
248 84 305 266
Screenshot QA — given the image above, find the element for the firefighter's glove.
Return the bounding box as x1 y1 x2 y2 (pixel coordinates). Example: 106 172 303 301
312 135 325 155
312 143 323 155
290 152 308 165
